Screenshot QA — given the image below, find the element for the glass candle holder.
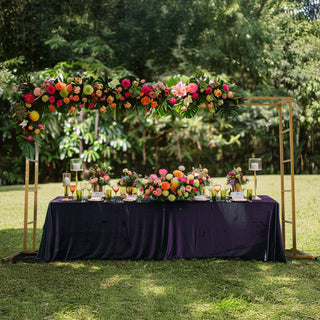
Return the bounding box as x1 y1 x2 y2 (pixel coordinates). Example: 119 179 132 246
249 158 262 200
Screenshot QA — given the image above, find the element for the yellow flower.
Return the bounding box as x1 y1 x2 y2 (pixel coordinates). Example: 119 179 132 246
29 110 40 122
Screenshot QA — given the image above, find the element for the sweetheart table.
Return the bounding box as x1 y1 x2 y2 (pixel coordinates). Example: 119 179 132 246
37 195 286 262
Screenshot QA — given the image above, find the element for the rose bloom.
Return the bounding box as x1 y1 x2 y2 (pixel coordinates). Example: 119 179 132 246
91 178 98 184
110 103 116 108
242 176 246 182
55 82 66 91
63 97 70 104
228 172 233 176
125 92 132 98
73 86 81 94
186 185 192 192
230 180 235 185
56 99 63 106
149 186 154 192
214 89 222 97
206 87 212 94
223 84 229 91
173 170 183 178
192 92 199 99
200 102 207 109
96 89 103 97
33 87 41 96
107 95 114 103
124 102 132 109
186 83 198 94
155 188 162 196
73 95 80 102
236 167 242 171
227 91 234 98
48 104 55 111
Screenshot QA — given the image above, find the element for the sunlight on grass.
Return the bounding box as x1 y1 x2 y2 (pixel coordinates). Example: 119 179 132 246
140 278 166 296
100 274 131 289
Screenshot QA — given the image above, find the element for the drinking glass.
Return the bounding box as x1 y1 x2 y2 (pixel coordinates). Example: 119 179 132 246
214 184 221 199
120 187 126 202
211 189 217 201
106 189 112 202
80 181 87 201
247 189 253 201
112 184 120 202
70 184 76 200
62 173 71 199
220 189 226 201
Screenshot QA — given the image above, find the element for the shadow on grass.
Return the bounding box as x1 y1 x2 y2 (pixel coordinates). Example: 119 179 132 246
1 228 320 319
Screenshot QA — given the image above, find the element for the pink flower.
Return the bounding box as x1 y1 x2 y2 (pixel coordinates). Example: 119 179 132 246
101 170 105 175
222 95 227 99
189 179 194 185
206 87 212 94
154 178 162 185
103 175 110 181
228 172 233 176
153 190 158 196
171 81 187 97
38 124 45 129
227 91 234 98
144 193 148 198
223 84 229 91
12 87 18 91
179 177 187 183
120 96 125 101
192 92 199 99
49 96 55 104
148 91 156 99
149 186 154 192
125 92 132 98
24 93 34 104
230 180 235 185
242 176 246 182
79 104 85 108
141 85 150 95
169 97 177 104
155 188 162 196
159 169 168 176
140 79 146 83
56 100 63 107
33 87 41 96
89 103 95 109
91 178 98 184
121 79 131 88
149 174 158 180
199 178 203 183
46 85 56 95
186 83 198 94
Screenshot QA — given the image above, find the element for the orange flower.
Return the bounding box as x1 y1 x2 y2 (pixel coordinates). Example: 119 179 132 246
161 181 170 191
28 125 33 131
55 82 66 91
150 101 158 108
170 185 177 191
73 95 80 102
107 95 114 104
63 97 70 104
110 103 116 108
34 129 40 134
173 170 183 178
141 96 151 106
177 191 182 196
100 106 107 113
236 167 242 172
214 89 222 97
69 106 77 113
48 104 56 112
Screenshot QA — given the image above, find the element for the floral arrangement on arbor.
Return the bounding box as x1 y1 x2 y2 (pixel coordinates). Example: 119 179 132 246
226 167 248 192
12 71 244 156
89 165 112 190
139 166 210 201
119 168 140 187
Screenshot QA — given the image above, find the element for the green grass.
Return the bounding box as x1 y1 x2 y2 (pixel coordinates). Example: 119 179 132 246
1 175 319 320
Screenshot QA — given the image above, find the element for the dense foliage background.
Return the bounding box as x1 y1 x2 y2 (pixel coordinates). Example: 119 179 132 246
0 0 319 184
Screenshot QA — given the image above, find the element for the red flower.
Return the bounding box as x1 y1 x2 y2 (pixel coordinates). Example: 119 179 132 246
46 85 56 95
24 93 34 104
121 79 131 88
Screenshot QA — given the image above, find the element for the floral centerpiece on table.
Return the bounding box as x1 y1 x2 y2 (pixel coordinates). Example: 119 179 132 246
139 165 210 202
226 167 248 192
187 165 210 194
119 168 140 194
89 165 112 191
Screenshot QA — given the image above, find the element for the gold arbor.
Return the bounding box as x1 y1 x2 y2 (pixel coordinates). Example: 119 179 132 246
2 96 316 261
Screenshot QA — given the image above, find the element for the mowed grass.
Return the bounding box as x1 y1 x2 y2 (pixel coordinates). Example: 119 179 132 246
0 175 319 320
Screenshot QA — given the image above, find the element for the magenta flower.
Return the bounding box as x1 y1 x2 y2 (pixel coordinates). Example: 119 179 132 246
192 92 199 99
141 85 150 95
169 97 177 104
186 83 198 94
228 172 233 175
56 99 63 107
148 91 156 99
120 96 125 101
125 92 132 98
12 87 18 92
46 85 56 95
150 174 158 180
121 79 131 88
49 96 55 104
89 103 95 109
159 169 168 176
223 84 229 91
222 94 227 99
206 87 212 94
230 180 235 185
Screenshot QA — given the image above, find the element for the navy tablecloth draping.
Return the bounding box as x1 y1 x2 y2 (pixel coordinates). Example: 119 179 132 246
37 195 286 262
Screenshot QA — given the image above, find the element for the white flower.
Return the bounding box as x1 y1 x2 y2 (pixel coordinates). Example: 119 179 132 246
19 120 28 128
166 173 173 180
178 165 185 171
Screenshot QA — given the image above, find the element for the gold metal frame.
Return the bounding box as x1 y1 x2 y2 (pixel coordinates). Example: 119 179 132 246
2 143 39 262
3 97 316 261
244 97 315 260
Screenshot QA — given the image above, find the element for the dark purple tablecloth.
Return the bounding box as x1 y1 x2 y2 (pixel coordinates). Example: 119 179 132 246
37 195 286 262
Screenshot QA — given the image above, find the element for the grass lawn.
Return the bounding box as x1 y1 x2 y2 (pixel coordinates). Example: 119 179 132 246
0 175 319 320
